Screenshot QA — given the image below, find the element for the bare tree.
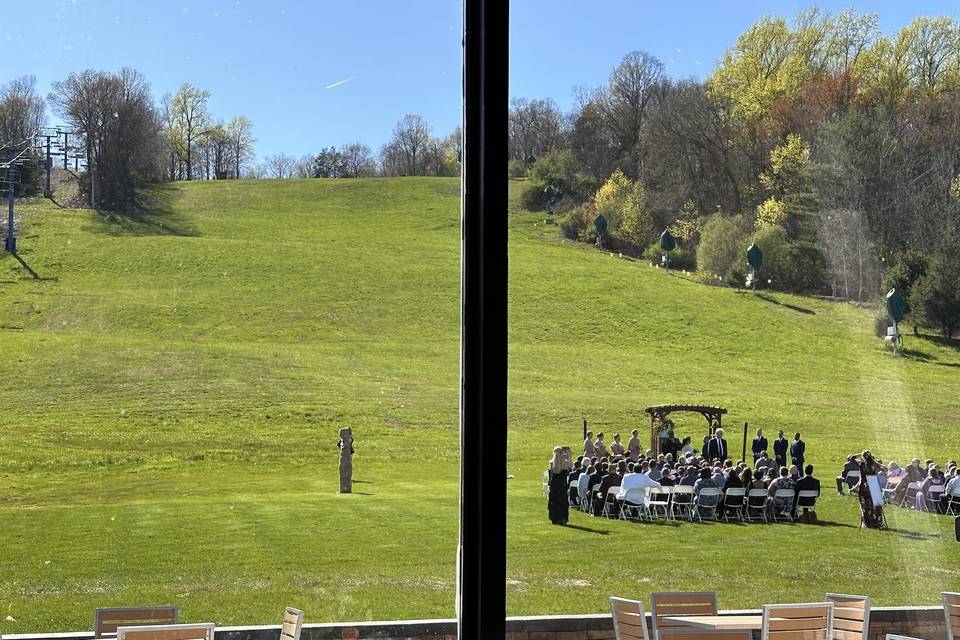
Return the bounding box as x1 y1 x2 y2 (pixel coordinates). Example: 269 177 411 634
339 142 375 177
293 154 314 179
171 83 210 180
226 115 255 179
388 114 432 175
0 76 45 145
265 153 294 179
508 98 566 163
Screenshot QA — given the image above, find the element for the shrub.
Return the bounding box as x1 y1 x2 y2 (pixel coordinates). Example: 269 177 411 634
873 309 892 338
560 206 588 241
507 160 528 179
746 225 827 293
697 213 751 278
643 241 696 270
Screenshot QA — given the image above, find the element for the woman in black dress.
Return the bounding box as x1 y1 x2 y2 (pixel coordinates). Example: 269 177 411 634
854 450 884 528
547 446 572 525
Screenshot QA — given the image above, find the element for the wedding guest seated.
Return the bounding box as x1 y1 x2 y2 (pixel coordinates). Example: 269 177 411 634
693 468 717 497
767 466 796 517
836 455 859 493
916 466 945 512
577 465 594 506
755 451 775 474
794 464 820 519
679 466 698 486
594 460 625 515
752 467 769 489
789 464 800 481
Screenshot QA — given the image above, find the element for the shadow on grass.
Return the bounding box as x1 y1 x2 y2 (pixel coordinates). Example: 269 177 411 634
754 293 816 315
9 253 57 281
884 527 939 541
563 523 610 535
81 184 200 237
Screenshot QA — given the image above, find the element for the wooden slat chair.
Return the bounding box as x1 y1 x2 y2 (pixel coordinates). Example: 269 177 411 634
885 635 925 640
116 623 214 640
95 607 179 638
280 607 304 640
610 596 650 640
761 602 833 640
943 592 960 640
825 594 870 640
651 592 716 640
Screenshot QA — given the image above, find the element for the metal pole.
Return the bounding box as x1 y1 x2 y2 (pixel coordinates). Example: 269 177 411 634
583 418 587 443
458 0 508 637
742 422 748 464
45 136 52 198
63 131 69 170
6 159 16 253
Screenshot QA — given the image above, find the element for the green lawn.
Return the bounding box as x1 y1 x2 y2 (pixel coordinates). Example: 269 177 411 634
1 177 958 633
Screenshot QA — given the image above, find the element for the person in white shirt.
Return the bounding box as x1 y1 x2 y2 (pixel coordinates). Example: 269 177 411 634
576 465 594 505
617 461 662 506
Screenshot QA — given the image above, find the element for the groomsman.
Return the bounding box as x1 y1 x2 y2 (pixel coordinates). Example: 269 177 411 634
751 428 768 464
773 430 789 469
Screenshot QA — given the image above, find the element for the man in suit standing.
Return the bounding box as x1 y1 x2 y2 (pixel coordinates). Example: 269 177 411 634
794 464 820 520
751 428 768 465
706 428 728 462
773 430 789 469
790 432 806 470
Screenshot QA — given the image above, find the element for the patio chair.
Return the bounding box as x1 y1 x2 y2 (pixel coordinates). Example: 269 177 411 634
722 487 746 521
669 485 694 521
770 489 796 522
95 607 179 638
746 488 769 522
825 593 870 640
943 592 960 640
885 636 925 640
693 488 722 521
924 485 946 513
647 486 672 520
650 592 717 640
610 596 650 640
882 477 901 505
619 488 649 522
280 607 304 640
760 602 833 640
116 624 215 640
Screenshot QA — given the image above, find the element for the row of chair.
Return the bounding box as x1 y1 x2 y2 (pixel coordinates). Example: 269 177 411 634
580 483 818 523
92 607 303 640
881 479 960 514
610 591 869 640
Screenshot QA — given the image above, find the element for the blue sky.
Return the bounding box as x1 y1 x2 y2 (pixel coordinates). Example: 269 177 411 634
2 1 958 161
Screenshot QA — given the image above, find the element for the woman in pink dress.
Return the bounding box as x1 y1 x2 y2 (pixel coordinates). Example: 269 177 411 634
610 434 625 457
594 433 608 459
627 429 641 462
583 431 595 460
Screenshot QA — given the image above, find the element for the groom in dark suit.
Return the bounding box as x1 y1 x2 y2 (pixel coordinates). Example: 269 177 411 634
790 432 806 470
773 430 789 469
706 428 728 462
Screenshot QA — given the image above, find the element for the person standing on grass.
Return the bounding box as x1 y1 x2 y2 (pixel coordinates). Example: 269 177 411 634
790 432 806 470
611 434 625 457
583 431 595 460
751 428 768 465
853 450 884 528
627 429 641 462
594 432 608 460
547 446 572 525
773 430 788 469
707 428 728 462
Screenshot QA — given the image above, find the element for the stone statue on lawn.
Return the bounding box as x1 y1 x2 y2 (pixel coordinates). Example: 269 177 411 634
338 427 354 493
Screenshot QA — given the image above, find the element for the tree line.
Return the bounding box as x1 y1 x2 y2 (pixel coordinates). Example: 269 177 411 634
511 8 960 337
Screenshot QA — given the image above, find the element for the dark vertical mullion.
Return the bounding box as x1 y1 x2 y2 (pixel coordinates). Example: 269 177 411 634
458 0 509 639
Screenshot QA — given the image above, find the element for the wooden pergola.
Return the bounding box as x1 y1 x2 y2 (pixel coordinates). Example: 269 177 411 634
644 404 727 456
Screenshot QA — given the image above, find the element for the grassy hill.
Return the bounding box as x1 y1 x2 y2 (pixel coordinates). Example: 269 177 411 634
1 177 958 632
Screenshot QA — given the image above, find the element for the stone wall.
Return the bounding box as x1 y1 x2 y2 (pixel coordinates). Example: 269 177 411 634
5 607 946 640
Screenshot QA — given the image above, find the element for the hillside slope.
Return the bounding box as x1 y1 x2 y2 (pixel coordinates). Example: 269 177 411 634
0 178 957 630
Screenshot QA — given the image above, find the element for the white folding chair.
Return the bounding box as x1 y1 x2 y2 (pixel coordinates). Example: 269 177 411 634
619 488 649 522
844 470 860 494
669 485 694 521
796 490 818 517
770 489 795 522
925 485 946 513
882 478 900 505
542 470 550 497
568 477 579 506
647 486 672 519
947 487 960 516
722 487 746 521
899 482 920 508
746 488 769 522
602 485 622 518
693 487 721 521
